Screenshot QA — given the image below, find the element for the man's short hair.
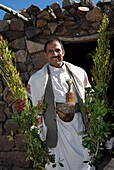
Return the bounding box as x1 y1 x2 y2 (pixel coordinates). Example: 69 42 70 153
44 38 64 52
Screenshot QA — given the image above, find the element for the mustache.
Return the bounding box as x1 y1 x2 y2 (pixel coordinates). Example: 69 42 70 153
51 56 60 59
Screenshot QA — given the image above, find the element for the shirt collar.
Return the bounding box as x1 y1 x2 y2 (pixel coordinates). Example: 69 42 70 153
48 62 67 73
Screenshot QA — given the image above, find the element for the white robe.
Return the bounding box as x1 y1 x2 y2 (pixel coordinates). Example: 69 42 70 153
28 62 95 170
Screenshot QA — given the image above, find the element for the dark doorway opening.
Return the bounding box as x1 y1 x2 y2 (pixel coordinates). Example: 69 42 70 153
64 41 97 82
63 38 114 106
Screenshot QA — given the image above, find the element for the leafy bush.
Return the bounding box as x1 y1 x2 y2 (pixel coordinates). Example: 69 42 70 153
82 14 114 166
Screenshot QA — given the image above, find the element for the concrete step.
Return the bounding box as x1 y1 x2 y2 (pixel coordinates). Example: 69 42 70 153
103 158 114 170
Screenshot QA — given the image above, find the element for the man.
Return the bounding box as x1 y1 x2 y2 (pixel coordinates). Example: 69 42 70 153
14 38 95 170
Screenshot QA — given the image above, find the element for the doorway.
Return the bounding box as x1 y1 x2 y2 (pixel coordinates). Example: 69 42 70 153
63 39 114 106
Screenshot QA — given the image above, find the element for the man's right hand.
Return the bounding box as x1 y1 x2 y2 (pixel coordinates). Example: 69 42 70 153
13 98 26 112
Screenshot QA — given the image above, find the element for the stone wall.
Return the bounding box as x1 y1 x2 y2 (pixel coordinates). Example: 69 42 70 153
0 0 114 169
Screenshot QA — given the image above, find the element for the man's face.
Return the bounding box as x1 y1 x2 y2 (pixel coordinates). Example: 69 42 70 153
45 41 65 68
